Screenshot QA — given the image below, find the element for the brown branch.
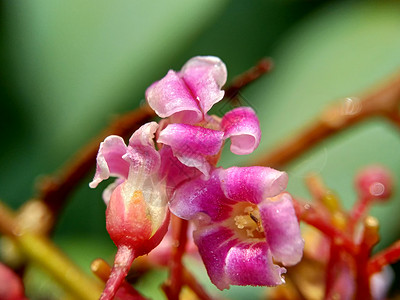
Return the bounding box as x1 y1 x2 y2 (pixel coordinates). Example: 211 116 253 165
252 71 400 169
224 58 273 100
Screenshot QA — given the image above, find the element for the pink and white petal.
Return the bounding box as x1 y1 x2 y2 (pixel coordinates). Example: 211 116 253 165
158 124 224 156
181 56 227 114
193 225 238 290
158 124 224 176
89 135 129 188
169 169 233 222
123 122 161 175
128 122 159 148
219 167 289 204
259 193 304 266
221 107 261 155
145 70 202 124
225 242 286 287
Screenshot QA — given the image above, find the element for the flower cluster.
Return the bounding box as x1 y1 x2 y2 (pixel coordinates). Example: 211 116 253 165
268 166 395 300
90 56 304 299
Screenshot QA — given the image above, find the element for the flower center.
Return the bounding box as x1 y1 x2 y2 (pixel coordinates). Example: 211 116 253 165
232 204 265 239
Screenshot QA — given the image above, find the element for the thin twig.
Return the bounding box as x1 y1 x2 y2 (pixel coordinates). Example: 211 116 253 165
368 240 400 275
162 215 189 300
293 199 357 255
224 58 273 100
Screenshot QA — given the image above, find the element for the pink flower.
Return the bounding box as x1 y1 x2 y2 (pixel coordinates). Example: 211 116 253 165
146 56 261 178
90 122 169 300
169 166 304 290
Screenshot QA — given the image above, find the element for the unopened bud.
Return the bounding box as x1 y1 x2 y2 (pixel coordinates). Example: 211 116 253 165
355 166 393 201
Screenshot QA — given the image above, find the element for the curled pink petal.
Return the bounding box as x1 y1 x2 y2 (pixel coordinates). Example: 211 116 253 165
145 71 202 124
89 136 129 188
225 242 286 287
259 193 304 266
169 169 233 222
158 124 224 176
219 167 288 204
180 56 227 114
221 107 261 155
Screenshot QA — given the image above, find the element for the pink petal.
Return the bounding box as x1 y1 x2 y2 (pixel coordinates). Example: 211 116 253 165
169 169 233 223
219 167 288 204
221 107 261 155
158 124 224 177
89 135 129 188
193 225 238 290
180 56 227 114
124 122 161 175
225 242 286 287
259 193 304 266
145 70 203 124
193 225 286 290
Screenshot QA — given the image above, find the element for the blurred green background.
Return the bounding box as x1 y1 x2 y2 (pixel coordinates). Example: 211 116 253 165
1 1 400 298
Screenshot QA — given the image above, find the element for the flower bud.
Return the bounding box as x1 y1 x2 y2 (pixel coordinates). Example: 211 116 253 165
355 165 393 201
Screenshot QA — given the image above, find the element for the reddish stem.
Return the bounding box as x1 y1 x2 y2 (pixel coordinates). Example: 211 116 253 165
368 240 400 275
354 217 379 300
91 258 147 300
163 215 189 300
349 194 372 230
100 245 136 300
